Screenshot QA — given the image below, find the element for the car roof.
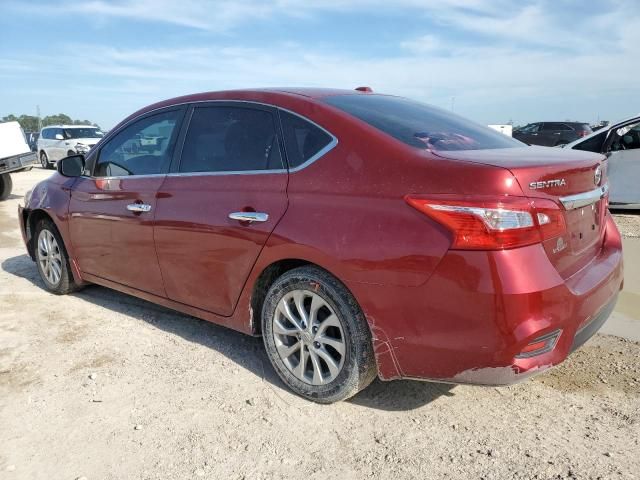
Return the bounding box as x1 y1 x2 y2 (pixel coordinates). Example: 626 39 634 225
42 124 99 129
117 87 380 131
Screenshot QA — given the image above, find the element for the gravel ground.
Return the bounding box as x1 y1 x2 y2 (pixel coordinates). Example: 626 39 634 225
611 211 640 239
1 169 639 480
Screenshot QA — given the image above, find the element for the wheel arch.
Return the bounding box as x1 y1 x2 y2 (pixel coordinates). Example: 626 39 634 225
249 257 362 337
25 208 54 258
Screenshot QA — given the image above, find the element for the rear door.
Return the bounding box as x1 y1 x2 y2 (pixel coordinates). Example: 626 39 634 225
68 107 185 296
539 123 562 146
605 120 640 205
153 102 288 316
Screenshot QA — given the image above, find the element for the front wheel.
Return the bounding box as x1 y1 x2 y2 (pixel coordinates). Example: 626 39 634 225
0 173 12 200
34 219 80 294
262 266 377 403
40 151 50 169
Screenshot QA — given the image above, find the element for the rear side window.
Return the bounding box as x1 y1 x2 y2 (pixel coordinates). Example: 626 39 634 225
179 106 283 173
279 110 334 168
542 123 571 131
325 95 522 151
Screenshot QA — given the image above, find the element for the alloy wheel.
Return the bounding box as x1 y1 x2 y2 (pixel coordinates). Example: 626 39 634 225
272 289 346 385
40 152 48 169
37 229 63 285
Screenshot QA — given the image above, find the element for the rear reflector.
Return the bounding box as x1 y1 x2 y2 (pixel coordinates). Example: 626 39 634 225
405 195 566 250
515 330 562 358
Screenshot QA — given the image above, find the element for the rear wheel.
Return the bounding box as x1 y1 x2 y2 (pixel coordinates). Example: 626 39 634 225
262 266 376 403
34 219 80 294
0 173 12 200
40 151 50 169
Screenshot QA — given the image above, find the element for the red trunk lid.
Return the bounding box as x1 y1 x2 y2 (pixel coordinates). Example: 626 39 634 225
433 147 608 279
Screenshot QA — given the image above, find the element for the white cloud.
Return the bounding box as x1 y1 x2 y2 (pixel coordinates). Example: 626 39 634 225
3 0 639 127
9 0 514 31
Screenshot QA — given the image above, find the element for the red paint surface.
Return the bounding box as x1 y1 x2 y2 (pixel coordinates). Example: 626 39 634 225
18 88 623 384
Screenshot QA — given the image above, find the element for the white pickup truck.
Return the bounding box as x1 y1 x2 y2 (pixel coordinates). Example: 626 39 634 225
0 121 38 200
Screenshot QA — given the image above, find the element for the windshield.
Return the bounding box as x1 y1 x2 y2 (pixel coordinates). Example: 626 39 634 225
324 95 524 151
63 127 103 140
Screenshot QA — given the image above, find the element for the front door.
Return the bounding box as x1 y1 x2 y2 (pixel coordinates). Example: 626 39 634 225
68 108 185 296
605 120 640 205
154 103 288 316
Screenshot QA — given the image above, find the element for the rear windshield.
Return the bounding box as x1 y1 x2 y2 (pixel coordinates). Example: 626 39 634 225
324 95 523 151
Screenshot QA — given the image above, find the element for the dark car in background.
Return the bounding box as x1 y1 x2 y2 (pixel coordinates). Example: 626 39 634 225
514 122 592 147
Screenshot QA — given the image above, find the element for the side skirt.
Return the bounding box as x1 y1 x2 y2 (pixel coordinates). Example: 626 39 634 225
80 272 253 335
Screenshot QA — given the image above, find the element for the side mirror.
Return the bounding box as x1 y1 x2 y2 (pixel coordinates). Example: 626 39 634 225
57 154 85 177
55 133 64 140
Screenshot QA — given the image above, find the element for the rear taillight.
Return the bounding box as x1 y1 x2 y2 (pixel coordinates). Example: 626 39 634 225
405 195 565 250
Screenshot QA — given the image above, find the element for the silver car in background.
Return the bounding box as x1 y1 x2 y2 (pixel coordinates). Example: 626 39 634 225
564 115 640 209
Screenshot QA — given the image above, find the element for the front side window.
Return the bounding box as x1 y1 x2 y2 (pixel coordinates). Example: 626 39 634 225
519 123 539 134
94 110 181 177
324 94 522 151
179 106 283 173
279 110 334 168
64 128 103 139
609 122 640 152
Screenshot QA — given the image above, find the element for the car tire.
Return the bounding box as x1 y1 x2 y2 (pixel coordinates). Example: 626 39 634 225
34 218 80 295
40 151 50 169
0 173 12 200
262 266 377 403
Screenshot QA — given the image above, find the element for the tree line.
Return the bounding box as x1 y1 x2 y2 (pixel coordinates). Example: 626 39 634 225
1 114 100 132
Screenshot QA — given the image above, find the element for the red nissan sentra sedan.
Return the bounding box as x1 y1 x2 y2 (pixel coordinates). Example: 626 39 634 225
18 88 623 403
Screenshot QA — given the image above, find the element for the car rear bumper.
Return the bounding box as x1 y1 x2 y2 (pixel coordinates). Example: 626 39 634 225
350 213 624 384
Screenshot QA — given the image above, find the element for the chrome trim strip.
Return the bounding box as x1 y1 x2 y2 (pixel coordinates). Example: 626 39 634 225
166 169 287 178
95 99 339 178
83 173 167 180
559 183 608 210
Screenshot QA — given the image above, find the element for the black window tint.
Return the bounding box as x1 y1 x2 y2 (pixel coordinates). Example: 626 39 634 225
541 123 556 131
609 122 640 152
180 106 283 173
520 124 539 133
573 130 607 153
279 110 333 168
325 95 522 151
95 110 180 177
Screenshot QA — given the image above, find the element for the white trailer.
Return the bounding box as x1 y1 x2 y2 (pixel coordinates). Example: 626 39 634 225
0 121 38 200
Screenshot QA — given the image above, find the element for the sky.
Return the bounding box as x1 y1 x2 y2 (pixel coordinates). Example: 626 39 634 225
1 0 638 130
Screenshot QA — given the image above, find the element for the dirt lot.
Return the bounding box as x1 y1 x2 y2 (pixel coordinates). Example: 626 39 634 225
1 168 639 480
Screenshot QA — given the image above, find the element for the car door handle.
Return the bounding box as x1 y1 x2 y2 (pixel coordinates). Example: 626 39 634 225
228 212 269 223
127 203 152 213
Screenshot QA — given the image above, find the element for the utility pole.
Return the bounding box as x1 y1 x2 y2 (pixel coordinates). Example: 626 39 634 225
450 96 456 112
36 105 41 130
